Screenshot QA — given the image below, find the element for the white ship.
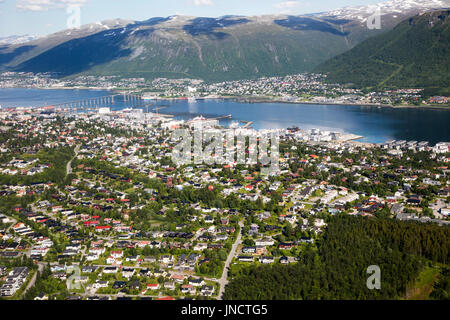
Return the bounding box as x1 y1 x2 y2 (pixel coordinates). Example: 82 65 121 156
142 94 158 100
228 121 240 129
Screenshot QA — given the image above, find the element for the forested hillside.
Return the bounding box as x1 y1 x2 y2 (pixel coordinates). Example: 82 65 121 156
316 10 450 96
223 215 450 300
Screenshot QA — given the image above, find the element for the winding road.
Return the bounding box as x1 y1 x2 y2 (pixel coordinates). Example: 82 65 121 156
21 263 44 299
66 144 80 176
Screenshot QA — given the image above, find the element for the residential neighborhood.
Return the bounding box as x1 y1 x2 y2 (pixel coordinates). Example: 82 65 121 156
0 104 449 300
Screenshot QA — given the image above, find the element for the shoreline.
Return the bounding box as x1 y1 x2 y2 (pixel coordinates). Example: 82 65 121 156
222 96 450 111
1 87 448 146
1 87 449 110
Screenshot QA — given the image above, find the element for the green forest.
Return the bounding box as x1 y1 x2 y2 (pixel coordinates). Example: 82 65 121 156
223 215 450 300
316 10 449 97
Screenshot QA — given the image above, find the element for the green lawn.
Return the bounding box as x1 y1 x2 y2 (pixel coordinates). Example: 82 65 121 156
405 265 440 300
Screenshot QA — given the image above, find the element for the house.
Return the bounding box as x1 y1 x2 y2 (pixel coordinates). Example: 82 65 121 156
126 255 139 262
102 267 118 274
259 256 275 264
52 272 66 280
407 197 421 206
440 207 450 216
279 256 289 264
278 242 295 249
0 267 28 296
158 296 175 300
214 234 228 242
81 266 98 273
256 212 271 221
143 256 156 263
50 265 66 273
255 238 275 246
112 281 127 289
237 256 254 262
110 250 123 259
242 246 256 254
85 253 100 262
159 255 174 264
193 243 208 251
201 285 215 296
139 268 152 277
164 282 176 290
89 247 105 255
153 270 166 278
170 274 185 283
147 283 160 290
314 219 326 228
95 226 111 232
106 256 122 265
93 281 109 289
129 280 140 291
188 278 205 287
181 284 196 295
122 267 135 278
390 203 404 216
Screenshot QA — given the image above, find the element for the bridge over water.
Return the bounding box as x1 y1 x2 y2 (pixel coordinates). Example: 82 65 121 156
41 93 145 113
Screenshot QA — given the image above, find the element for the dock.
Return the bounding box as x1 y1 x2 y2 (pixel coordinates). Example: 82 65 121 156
337 134 364 142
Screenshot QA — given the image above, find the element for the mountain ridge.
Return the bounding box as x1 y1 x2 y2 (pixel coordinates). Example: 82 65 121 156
315 9 450 96
0 0 447 82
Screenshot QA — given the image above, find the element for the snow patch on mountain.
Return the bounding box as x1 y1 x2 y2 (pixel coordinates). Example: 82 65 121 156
319 0 449 22
0 35 38 45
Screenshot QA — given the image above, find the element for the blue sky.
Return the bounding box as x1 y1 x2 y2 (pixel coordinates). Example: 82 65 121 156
0 0 382 37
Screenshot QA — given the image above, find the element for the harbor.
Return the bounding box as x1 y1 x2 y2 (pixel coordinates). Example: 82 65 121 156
1 88 450 145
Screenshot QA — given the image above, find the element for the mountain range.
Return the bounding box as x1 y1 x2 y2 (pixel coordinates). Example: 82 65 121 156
316 9 449 96
0 0 448 85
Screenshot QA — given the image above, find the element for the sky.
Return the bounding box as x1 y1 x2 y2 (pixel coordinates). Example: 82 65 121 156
0 0 383 37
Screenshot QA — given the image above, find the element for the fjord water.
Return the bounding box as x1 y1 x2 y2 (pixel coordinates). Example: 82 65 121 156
1 88 449 144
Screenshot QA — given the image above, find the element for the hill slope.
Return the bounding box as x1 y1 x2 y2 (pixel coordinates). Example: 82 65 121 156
316 10 450 96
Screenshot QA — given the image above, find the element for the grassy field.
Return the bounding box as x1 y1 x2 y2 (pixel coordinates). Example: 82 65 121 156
405 265 440 300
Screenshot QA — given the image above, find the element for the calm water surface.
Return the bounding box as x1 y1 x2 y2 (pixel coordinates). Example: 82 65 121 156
1 88 449 144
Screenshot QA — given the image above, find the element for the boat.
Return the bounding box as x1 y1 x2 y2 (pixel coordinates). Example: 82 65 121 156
229 121 240 129
142 94 158 100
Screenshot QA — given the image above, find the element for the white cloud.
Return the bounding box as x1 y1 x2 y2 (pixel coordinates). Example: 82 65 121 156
192 0 214 6
274 1 301 9
16 0 88 12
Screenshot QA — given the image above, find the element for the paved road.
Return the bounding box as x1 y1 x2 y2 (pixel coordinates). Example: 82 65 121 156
217 219 244 300
21 263 44 299
66 144 80 176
